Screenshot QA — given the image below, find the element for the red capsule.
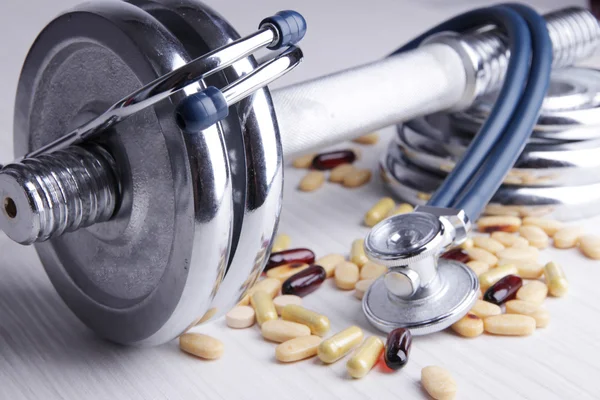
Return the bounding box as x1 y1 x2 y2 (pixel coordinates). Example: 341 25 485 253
441 248 470 263
266 248 315 271
311 150 356 170
281 265 326 297
384 327 412 370
483 274 523 305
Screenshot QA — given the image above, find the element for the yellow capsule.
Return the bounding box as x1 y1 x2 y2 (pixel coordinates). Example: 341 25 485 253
388 203 414 217
318 326 364 364
479 264 518 291
251 291 278 326
271 233 291 253
346 336 384 378
351 239 369 267
364 197 395 227
544 261 568 297
281 304 330 336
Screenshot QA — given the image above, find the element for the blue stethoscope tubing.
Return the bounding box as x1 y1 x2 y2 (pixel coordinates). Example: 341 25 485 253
393 3 553 220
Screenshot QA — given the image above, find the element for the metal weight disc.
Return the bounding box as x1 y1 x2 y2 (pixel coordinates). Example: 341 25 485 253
14 2 236 345
362 260 479 335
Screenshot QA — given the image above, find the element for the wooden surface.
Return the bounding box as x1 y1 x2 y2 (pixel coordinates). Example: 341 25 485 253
0 0 598 399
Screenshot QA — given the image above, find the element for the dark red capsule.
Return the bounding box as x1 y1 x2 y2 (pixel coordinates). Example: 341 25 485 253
441 248 470 263
311 150 356 170
483 274 523 305
282 265 326 297
266 248 315 271
384 327 412 370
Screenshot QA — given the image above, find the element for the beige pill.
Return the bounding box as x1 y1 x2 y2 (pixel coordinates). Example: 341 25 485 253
522 217 563 236
179 333 224 360
483 314 536 336
460 237 474 250
496 246 539 264
578 235 600 259
516 262 544 279
316 253 345 278
352 132 379 145
281 305 330 336
466 260 489 276
516 281 548 304
365 197 395 227
388 203 414 217
479 264 518 291
519 225 549 249
505 300 549 328
346 336 385 378
451 313 483 338
465 247 498 268
477 215 521 233
261 319 311 343
272 233 291 253
318 326 364 364
553 226 584 249
275 335 322 363
473 236 505 254
354 279 374 300
421 366 457 400
343 168 372 188
335 261 360 290
490 231 526 247
266 263 309 281
299 170 325 192
273 295 302 315
226 306 256 329
329 164 356 183
544 261 569 297
350 239 369 267
251 291 278 326
249 277 281 299
360 262 387 280
292 153 315 168
470 300 501 319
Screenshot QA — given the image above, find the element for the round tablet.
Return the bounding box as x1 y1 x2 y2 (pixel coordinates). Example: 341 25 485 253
354 279 374 300
226 306 256 329
273 295 303 315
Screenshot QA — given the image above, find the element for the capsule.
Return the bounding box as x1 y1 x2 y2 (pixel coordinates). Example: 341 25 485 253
441 248 470 263
346 336 385 379
350 239 369 267
271 233 291 253
311 150 356 170
318 326 364 364
544 261 569 297
281 304 330 336
384 327 412 370
282 265 326 297
266 248 315 271
364 197 395 227
266 263 309 281
251 291 278 326
483 274 522 305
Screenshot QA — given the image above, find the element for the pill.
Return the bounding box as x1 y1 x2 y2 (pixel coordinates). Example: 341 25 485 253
282 265 326 297
479 264 518 291
364 197 395 227
477 215 521 233
329 164 356 183
466 260 489 276
553 226 584 249
315 253 345 278
359 262 387 280
544 261 568 297
491 231 529 248
312 150 356 170
470 300 501 318
388 203 414 217
451 313 484 338
299 170 325 191
421 366 457 400
342 168 372 188
354 279 374 300
519 225 549 249
346 336 385 379
179 333 224 360
384 327 412 370
522 217 563 237
261 319 311 343
350 239 369 267
483 314 536 336
271 233 291 253
226 306 256 329
335 261 360 290
273 295 302 315
496 246 539 264
516 280 548 304
516 262 544 279
483 275 522 305
441 248 470 263
505 300 550 328
281 304 330 336
578 235 600 259
275 335 322 363
473 236 505 254
266 248 316 271
352 132 379 145
251 291 278 326
460 237 474 250
318 326 364 364
465 247 498 268
248 278 281 299
292 153 315 168
267 263 310 281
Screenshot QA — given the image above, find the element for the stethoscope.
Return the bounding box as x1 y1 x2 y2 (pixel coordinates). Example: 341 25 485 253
0 1 597 344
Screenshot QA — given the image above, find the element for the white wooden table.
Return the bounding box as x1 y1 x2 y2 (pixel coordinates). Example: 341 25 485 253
1 0 599 399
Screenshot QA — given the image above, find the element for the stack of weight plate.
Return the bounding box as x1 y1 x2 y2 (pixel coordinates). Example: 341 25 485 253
381 67 600 220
